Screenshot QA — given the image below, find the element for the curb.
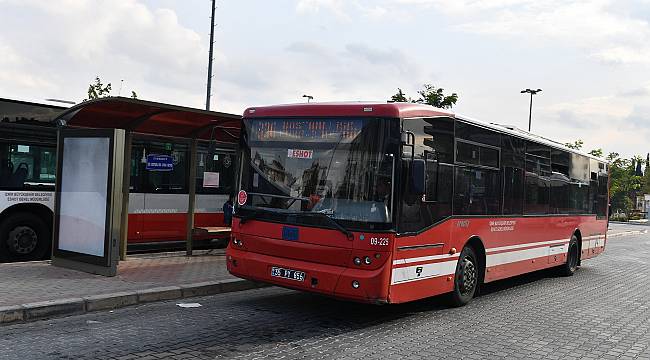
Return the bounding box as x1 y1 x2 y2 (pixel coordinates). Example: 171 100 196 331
0 279 266 325
609 221 649 226
607 230 647 238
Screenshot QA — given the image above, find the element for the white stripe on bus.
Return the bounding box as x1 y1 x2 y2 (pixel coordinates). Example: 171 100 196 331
391 240 582 285
486 238 569 253
391 261 457 285
392 253 459 266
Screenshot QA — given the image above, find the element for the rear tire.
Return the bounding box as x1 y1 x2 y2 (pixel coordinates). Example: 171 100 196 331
449 246 479 307
558 235 579 277
0 213 51 262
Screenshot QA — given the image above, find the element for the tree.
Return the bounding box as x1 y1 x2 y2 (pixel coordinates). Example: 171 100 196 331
565 139 583 150
388 84 458 109
86 76 112 100
643 153 650 194
416 84 458 109
608 153 645 214
390 88 409 103
84 76 139 101
589 148 603 158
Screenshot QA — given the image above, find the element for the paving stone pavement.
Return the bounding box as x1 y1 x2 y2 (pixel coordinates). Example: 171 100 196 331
0 249 232 307
1 226 649 359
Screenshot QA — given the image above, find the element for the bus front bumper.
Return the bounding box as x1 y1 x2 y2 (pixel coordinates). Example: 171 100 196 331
226 247 391 304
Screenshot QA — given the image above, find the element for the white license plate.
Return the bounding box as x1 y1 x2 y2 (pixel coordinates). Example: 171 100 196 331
271 267 305 282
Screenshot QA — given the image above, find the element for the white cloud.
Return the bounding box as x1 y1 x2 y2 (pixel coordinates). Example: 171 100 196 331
0 0 209 106
296 0 351 20
211 40 425 114
394 0 650 65
295 0 389 20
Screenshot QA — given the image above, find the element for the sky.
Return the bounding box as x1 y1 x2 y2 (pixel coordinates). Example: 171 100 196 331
0 0 649 158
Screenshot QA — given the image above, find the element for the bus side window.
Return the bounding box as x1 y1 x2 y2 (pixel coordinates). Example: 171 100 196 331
501 135 524 215
453 122 502 216
399 117 453 233
524 142 551 214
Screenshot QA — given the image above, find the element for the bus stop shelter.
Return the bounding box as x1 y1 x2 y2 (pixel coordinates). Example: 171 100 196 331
52 97 240 275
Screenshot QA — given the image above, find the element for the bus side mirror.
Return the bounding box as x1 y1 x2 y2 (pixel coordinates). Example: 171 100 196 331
411 159 425 194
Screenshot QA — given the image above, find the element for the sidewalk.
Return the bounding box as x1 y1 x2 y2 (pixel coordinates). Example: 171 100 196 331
0 249 263 324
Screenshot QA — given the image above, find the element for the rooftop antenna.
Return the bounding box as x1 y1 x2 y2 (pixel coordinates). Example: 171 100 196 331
118 79 124 96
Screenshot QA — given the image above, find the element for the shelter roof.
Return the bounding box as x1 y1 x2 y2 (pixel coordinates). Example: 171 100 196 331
55 97 240 143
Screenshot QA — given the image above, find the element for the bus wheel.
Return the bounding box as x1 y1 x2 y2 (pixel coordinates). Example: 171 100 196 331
0 213 50 262
558 235 579 277
449 246 479 307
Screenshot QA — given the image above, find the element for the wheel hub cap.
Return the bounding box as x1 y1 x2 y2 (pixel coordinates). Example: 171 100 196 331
7 226 38 255
460 259 477 295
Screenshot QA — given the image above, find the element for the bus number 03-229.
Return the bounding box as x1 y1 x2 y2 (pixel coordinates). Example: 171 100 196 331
370 237 389 246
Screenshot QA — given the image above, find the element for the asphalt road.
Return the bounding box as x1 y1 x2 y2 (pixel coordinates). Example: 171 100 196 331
1 224 649 360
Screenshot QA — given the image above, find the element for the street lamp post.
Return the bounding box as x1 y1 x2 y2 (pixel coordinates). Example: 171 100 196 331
302 94 314 103
521 88 542 132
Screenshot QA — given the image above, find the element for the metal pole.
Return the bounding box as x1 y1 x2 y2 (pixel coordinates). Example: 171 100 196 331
205 0 216 111
528 92 533 132
119 131 132 261
186 139 198 256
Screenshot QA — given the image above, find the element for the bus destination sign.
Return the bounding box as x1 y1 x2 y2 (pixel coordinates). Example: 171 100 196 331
250 118 363 142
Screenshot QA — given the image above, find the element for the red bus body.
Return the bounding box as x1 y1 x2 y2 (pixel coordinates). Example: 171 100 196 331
227 102 608 304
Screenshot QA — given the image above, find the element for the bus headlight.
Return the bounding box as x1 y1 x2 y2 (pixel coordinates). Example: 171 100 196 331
352 280 360 289
364 256 372 265
353 257 362 266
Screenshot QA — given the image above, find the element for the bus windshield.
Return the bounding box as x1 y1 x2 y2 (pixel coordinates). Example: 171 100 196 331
239 117 396 228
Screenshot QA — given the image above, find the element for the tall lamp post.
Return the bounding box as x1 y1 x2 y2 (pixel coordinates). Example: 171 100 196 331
205 0 216 110
302 94 314 103
521 88 542 132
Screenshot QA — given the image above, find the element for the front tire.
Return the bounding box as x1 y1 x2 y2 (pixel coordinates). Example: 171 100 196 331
558 235 579 277
449 246 479 307
0 213 51 262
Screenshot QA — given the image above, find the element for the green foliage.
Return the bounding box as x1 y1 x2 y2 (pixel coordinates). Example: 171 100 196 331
608 153 645 214
416 84 458 109
565 139 583 150
589 148 603 157
610 212 628 222
86 76 112 100
389 84 458 109
643 153 650 194
84 76 139 101
390 88 409 103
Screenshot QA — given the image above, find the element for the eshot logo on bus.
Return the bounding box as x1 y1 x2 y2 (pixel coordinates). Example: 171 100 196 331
287 149 313 159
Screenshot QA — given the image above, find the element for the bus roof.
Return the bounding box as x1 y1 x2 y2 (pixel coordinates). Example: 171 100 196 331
0 97 71 110
244 102 452 119
1 97 69 126
55 97 241 143
244 101 606 163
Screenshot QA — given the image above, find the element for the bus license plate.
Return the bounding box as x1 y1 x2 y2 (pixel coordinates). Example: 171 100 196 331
271 267 305 282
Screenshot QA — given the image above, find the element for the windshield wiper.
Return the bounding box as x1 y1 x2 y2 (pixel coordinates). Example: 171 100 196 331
293 211 354 241
237 207 353 241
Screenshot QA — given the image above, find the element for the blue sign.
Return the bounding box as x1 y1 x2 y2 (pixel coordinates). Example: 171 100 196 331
146 154 174 171
282 226 299 241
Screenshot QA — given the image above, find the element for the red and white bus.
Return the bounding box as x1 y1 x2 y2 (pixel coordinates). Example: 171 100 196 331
227 102 609 305
0 97 238 262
